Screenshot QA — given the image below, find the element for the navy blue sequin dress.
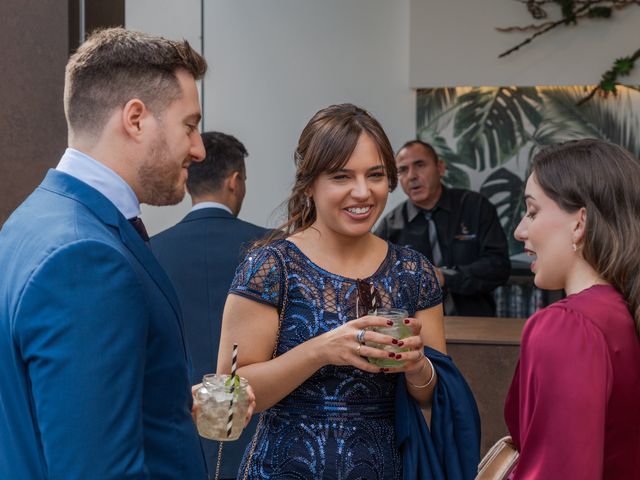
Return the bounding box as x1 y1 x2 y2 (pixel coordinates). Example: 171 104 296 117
229 239 442 479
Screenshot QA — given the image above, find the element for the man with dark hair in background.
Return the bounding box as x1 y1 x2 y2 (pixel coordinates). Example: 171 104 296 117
0 28 211 478
152 131 267 479
376 140 510 317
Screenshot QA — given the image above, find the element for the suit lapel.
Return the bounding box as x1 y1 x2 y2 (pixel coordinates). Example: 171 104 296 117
117 216 182 317
40 170 182 319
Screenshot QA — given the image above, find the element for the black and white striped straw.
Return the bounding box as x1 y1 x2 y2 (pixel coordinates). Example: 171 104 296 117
370 283 377 314
226 343 238 438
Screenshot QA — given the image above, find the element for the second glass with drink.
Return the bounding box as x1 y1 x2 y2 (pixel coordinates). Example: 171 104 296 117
365 308 412 368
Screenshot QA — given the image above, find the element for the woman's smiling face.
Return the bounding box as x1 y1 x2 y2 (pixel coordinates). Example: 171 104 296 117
308 133 389 240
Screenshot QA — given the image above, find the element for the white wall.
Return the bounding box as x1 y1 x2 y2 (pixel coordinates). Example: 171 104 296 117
127 0 413 234
410 0 640 87
126 0 640 234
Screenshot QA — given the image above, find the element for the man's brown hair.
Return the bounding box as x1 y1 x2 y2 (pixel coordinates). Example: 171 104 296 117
64 27 207 139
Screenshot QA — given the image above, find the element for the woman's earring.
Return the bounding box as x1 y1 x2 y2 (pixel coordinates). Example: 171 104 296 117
572 243 577 252
305 196 310 209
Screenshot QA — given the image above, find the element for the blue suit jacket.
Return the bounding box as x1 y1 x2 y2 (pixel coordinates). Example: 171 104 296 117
0 170 206 479
151 207 268 479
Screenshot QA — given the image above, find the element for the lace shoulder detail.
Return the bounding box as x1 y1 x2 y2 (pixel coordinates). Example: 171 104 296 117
229 243 284 310
390 245 442 312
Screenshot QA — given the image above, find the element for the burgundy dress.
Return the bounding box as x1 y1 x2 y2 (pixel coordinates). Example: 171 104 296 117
504 285 640 479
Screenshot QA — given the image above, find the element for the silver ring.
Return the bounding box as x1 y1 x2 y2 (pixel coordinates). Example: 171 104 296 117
356 329 366 345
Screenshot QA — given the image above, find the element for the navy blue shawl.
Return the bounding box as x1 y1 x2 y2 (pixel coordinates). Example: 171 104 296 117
395 346 481 479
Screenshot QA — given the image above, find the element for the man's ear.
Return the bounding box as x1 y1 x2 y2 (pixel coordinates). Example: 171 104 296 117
437 159 446 177
121 99 149 141
227 171 242 192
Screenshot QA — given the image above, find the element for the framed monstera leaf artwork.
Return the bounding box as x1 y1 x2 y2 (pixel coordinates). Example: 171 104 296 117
416 86 640 256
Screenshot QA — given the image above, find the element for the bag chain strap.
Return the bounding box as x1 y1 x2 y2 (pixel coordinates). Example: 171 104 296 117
241 246 288 480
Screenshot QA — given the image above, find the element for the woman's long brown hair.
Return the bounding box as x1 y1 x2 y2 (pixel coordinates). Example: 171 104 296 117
257 103 397 246
532 139 640 335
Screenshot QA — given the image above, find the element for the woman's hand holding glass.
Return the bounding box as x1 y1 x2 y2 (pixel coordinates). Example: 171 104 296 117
317 314 425 374
372 316 427 375
315 315 397 373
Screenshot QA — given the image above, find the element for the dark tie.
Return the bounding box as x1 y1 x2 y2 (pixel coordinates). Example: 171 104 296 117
424 209 456 314
423 210 443 267
128 216 150 243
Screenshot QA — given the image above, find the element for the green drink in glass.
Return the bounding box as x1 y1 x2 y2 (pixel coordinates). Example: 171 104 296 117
366 308 411 368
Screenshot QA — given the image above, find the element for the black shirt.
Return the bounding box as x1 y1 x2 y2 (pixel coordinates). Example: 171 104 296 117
375 187 511 316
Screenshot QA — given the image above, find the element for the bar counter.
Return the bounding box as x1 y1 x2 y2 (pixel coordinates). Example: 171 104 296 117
444 316 526 455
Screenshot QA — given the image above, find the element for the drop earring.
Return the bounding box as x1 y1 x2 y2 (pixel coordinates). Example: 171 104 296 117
572 243 577 252
305 196 310 209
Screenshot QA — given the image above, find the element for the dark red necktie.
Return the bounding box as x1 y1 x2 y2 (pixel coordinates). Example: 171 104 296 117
128 216 150 243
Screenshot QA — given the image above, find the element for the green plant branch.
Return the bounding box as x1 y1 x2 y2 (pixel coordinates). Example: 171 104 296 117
498 1 639 105
577 48 640 105
498 1 602 58
498 3 617 31
499 1 636 32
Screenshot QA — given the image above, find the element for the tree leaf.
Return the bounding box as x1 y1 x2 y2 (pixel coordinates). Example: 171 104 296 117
428 134 471 189
417 88 459 135
453 87 543 171
536 86 640 157
480 167 526 255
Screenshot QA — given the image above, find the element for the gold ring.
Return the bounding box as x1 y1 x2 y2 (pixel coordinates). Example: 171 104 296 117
356 344 362 355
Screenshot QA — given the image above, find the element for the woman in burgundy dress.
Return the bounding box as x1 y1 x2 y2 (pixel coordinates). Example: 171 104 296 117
505 139 640 479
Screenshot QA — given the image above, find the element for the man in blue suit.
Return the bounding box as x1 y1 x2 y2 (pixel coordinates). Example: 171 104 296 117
0 28 211 479
152 132 268 479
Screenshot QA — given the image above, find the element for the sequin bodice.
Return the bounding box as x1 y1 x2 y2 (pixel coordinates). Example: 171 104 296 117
230 239 441 479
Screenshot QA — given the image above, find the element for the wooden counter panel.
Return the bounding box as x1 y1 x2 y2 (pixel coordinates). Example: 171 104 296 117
445 316 526 345
442 316 525 454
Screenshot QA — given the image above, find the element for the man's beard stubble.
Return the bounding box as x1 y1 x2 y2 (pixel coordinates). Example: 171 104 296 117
137 133 187 206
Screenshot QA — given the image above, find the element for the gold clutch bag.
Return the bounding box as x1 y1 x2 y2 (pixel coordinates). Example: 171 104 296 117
475 436 519 480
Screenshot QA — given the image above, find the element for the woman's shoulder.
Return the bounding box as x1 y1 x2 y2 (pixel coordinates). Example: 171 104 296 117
531 285 630 335
384 242 435 275
522 300 609 358
245 238 289 259
235 240 291 280
386 242 429 264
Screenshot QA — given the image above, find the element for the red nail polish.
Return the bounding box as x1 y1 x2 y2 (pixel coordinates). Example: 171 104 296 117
392 339 398 345
379 368 385 373
383 368 389 372
403 319 410 324
388 352 396 358
387 320 393 326
395 354 402 359
398 341 404 347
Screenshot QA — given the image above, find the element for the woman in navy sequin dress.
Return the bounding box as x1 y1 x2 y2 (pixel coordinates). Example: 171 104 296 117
218 104 446 479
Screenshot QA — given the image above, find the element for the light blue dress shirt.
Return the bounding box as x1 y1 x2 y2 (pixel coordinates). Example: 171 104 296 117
56 148 140 219
190 201 232 215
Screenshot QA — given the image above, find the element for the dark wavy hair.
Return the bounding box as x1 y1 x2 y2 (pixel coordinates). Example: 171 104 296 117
259 103 396 245
532 138 640 335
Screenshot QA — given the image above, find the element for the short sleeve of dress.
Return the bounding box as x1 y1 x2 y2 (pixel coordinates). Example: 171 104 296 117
229 245 283 310
395 246 442 312
415 252 443 311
